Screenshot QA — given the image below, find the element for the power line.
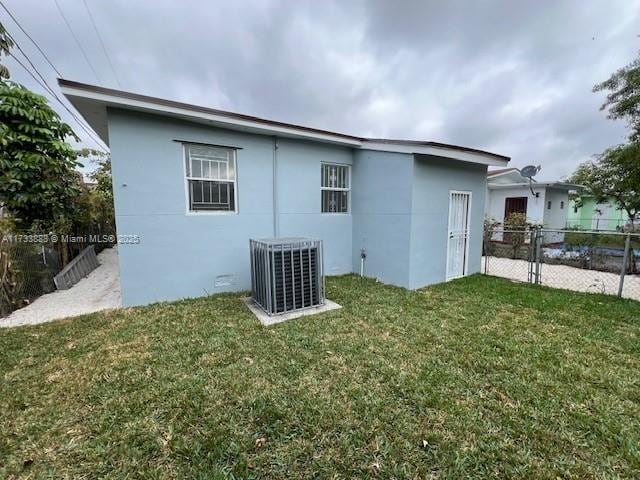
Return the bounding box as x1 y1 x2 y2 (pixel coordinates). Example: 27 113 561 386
6 31 58 98
0 0 63 78
0 2 104 145
53 0 101 84
5 31 107 150
9 53 56 99
0 1 107 152
9 52 108 153
83 0 121 87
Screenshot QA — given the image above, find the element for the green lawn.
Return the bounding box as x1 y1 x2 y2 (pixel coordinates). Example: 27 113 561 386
564 231 640 250
1 275 639 479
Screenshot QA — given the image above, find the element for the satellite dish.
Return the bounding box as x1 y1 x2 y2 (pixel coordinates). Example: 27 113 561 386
519 165 541 196
520 165 541 179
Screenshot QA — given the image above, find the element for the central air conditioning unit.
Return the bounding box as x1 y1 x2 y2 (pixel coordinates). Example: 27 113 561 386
250 238 325 315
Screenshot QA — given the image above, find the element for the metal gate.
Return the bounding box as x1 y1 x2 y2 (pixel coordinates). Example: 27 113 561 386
483 227 640 300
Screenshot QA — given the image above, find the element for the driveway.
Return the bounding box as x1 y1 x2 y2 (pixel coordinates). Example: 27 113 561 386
0 247 122 328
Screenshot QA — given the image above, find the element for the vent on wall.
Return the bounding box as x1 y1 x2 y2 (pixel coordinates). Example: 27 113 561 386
250 238 325 316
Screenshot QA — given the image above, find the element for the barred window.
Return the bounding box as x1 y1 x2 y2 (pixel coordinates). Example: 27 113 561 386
321 163 350 213
185 144 237 212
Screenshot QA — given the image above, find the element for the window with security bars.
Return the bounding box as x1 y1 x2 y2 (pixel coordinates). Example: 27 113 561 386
321 163 350 213
185 144 237 212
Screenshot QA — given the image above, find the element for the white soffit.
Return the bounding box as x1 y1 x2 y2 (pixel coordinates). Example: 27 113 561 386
60 80 510 167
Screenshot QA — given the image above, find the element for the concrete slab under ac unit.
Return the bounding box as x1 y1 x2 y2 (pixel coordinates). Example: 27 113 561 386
242 297 342 326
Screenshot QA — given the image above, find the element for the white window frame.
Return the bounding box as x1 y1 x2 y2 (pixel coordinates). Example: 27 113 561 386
183 143 238 215
320 162 351 214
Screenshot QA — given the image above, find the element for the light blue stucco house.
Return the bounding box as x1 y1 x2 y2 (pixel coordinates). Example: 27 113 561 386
60 79 510 307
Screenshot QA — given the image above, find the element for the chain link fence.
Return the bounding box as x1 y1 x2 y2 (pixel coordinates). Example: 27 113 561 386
0 231 117 317
483 227 640 301
1 239 63 316
566 217 627 232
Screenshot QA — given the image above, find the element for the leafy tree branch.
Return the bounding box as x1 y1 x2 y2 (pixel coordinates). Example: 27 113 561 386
593 50 640 141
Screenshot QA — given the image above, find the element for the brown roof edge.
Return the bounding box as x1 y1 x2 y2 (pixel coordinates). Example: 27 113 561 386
367 138 510 162
58 78 362 141
58 78 510 162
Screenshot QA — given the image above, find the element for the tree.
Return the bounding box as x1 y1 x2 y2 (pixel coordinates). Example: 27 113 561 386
0 81 82 229
593 50 640 141
79 148 115 236
0 21 14 79
483 217 500 256
569 143 640 227
504 212 529 259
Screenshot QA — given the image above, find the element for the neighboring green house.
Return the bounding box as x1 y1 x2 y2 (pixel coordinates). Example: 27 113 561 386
568 195 628 231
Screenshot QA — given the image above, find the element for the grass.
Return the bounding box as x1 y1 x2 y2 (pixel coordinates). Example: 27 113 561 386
564 231 640 250
1 275 640 479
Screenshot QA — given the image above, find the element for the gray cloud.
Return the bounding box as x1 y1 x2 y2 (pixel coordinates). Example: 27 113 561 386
3 0 639 179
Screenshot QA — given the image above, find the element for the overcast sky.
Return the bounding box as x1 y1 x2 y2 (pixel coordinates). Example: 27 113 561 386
2 0 639 179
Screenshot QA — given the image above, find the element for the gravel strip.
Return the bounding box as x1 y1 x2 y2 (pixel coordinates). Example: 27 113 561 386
1 247 122 328
483 256 640 300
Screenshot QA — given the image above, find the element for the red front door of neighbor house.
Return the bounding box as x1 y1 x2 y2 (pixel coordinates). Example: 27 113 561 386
504 197 528 220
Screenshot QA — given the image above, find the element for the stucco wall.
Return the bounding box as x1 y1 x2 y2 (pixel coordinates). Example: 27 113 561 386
567 198 592 228
568 197 627 230
351 150 414 288
351 152 489 290
109 108 495 305
409 155 487 289
276 137 353 275
108 109 354 306
486 186 547 224
542 188 569 229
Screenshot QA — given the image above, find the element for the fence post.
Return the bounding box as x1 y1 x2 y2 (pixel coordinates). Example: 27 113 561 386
527 229 535 283
534 229 542 285
618 233 631 298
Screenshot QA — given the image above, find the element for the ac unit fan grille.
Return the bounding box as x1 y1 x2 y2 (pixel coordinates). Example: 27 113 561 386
250 238 324 315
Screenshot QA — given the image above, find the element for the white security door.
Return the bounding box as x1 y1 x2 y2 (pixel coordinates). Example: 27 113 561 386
446 191 472 280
